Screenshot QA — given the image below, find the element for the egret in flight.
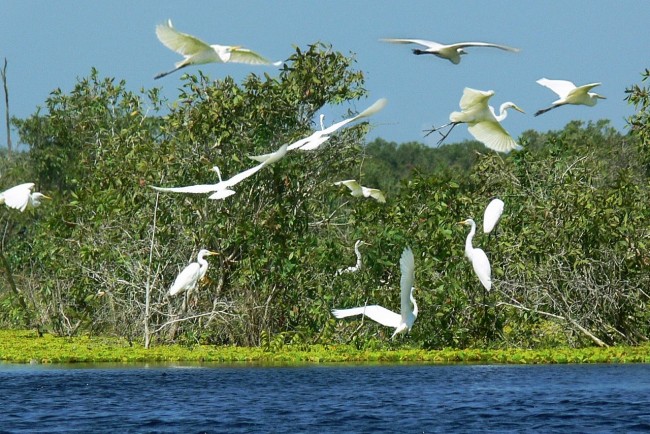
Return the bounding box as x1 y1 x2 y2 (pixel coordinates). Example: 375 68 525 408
0 183 51 212
483 198 504 234
459 219 491 291
249 98 387 162
534 78 606 116
154 19 281 79
332 247 417 339
427 87 524 153
336 240 369 276
152 144 287 199
168 249 218 297
380 38 519 64
334 180 386 203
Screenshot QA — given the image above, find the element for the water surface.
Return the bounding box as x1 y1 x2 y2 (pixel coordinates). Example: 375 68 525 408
2 362 649 432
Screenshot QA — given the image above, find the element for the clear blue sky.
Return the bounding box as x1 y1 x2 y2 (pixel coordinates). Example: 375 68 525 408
2 1 649 150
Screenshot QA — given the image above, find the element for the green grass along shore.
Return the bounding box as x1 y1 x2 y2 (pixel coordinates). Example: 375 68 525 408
2 330 650 365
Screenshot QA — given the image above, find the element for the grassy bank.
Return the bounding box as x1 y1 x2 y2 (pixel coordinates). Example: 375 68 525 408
2 330 650 365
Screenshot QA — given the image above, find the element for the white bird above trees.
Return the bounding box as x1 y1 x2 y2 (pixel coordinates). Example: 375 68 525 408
380 38 519 64
483 198 504 234
0 183 51 212
152 144 287 199
249 98 387 162
334 180 386 203
459 218 492 291
154 19 281 79
429 87 524 153
534 78 606 116
332 247 417 339
168 249 218 297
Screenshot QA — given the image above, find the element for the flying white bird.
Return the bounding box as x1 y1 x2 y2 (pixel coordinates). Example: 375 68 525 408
168 249 218 296
483 198 504 234
154 19 281 79
336 240 369 275
429 88 524 153
459 218 491 291
332 247 417 338
152 144 287 199
334 180 386 203
249 98 387 162
380 38 519 64
0 183 51 212
534 78 606 116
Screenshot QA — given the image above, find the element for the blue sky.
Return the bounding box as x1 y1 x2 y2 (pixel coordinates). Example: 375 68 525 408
2 1 649 150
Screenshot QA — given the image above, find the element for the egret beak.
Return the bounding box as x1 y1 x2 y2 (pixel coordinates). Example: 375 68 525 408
457 220 468 225
513 105 525 114
206 251 219 256
595 94 607 100
42 195 52 200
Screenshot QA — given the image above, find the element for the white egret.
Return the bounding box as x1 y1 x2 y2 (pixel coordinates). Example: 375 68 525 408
332 247 417 338
334 180 386 203
380 38 519 64
428 88 524 153
459 219 491 291
483 198 504 234
534 78 606 116
154 19 281 79
336 240 369 276
152 144 287 199
168 249 218 297
0 183 51 212
249 98 387 162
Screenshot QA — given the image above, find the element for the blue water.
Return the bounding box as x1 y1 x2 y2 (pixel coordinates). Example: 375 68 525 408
1 362 650 433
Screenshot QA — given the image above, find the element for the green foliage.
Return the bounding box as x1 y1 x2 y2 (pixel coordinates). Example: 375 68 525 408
1 50 650 353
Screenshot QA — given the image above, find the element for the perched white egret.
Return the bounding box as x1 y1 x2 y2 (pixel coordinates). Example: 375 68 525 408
483 198 504 234
168 249 218 296
152 144 287 199
154 19 281 79
534 78 606 116
249 98 387 162
332 247 417 338
334 180 386 203
0 183 51 212
430 88 524 152
380 38 519 64
459 219 492 291
336 240 369 275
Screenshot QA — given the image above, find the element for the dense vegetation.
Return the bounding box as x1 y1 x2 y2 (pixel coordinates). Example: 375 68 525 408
1 45 648 352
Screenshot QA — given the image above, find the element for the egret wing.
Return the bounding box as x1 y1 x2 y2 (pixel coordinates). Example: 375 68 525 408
567 82 602 98
399 247 415 319
483 199 504 233
156 20 211 56
449 42 519 52
472 248 492 291
208 189 236 200
467 121 522 153
536 78 577 98
229 48 276 66
363 187 386 203
380 38 443 50
332 305 402 328
169 262 201 296
1 183 35 212
320 98 388 135
335 180 362 196
459 88 494 111
152 183 219 194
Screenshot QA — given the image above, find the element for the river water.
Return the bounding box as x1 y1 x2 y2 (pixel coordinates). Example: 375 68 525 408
1 362 649 433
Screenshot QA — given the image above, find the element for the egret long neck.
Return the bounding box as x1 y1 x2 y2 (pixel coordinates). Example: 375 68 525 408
354 244 362 269
465 221 476 258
